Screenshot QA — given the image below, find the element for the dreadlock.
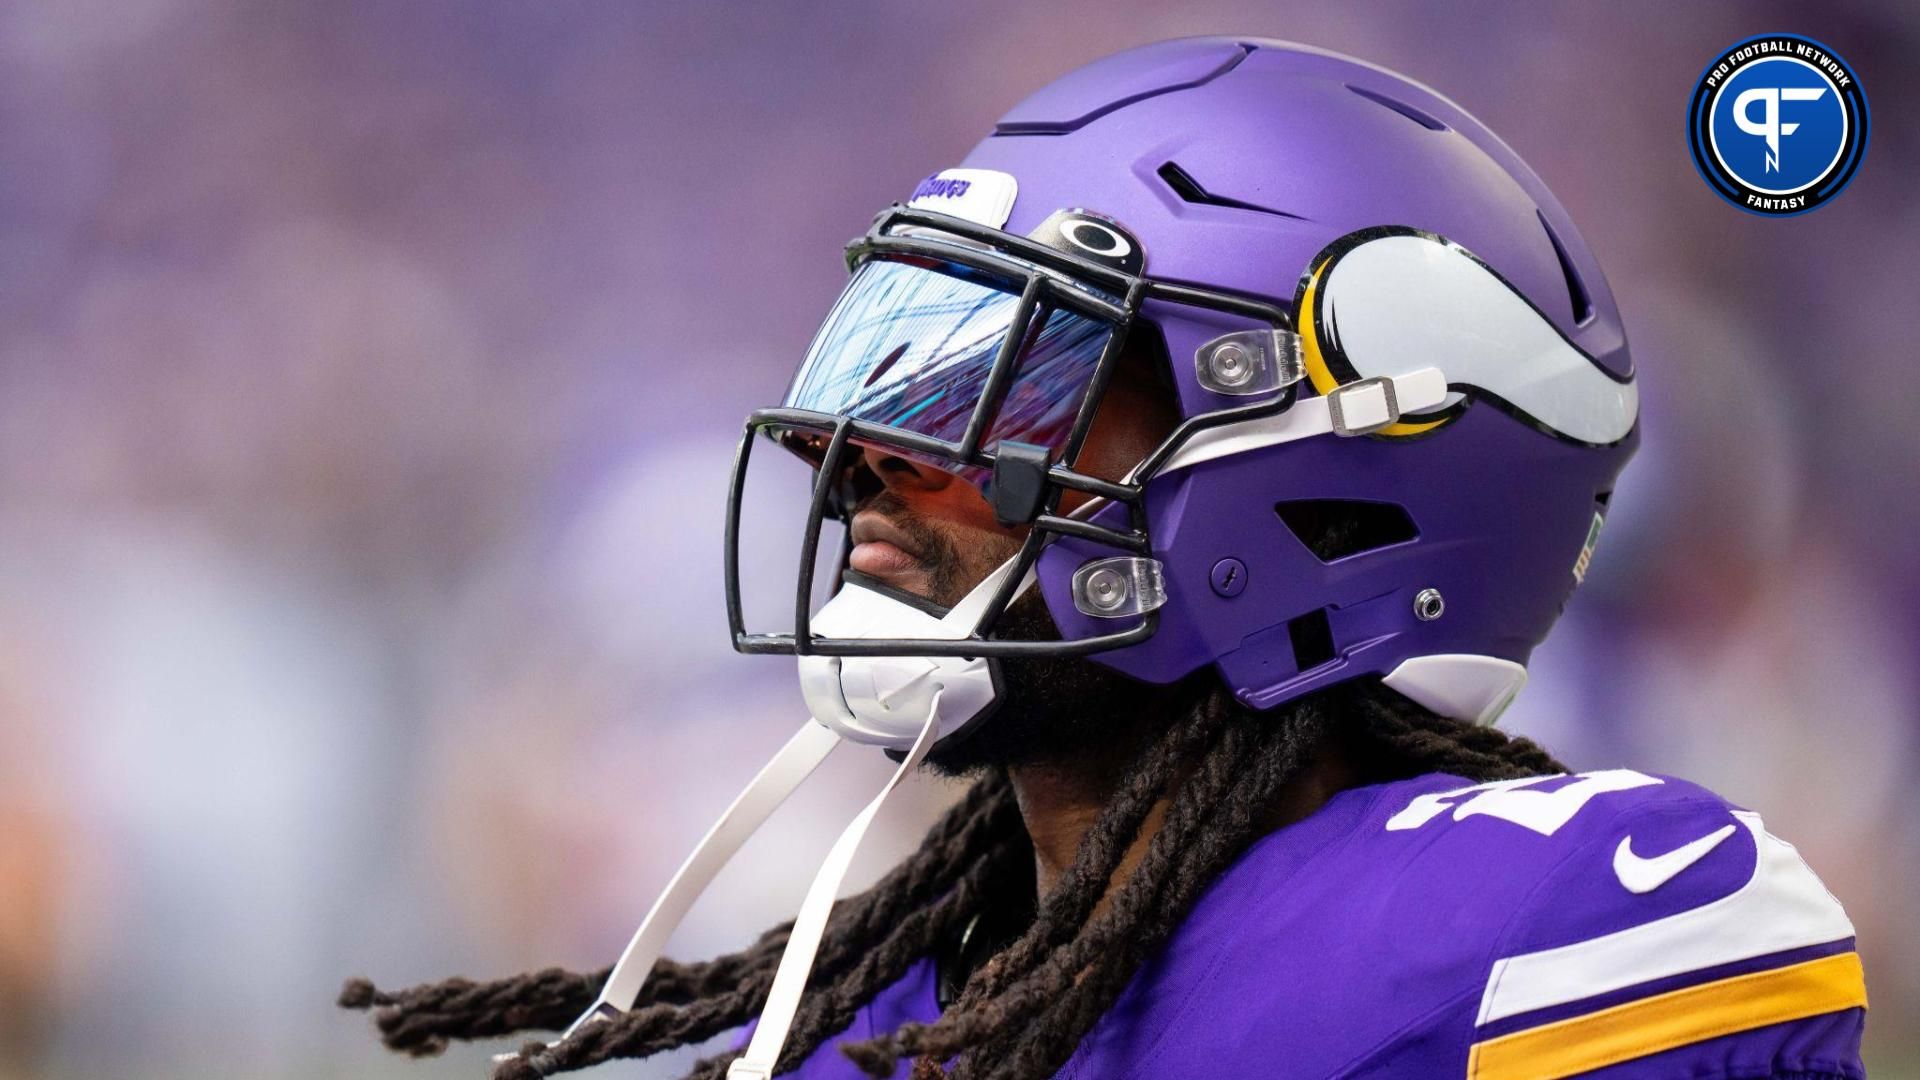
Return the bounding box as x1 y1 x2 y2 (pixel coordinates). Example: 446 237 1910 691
342 676 1566 1079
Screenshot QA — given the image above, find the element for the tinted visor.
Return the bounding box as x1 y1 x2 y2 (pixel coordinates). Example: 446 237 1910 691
779 256 1115 483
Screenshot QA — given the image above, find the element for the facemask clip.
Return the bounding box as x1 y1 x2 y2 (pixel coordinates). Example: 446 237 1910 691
990 440 1053 526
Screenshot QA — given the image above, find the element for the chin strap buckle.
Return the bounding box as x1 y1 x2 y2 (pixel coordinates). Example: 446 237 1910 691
1327 375 1402 436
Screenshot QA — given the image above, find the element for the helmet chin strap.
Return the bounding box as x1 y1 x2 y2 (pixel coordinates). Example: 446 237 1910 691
727 695 943 1079
516 560 1029 1072
522 719 842 1056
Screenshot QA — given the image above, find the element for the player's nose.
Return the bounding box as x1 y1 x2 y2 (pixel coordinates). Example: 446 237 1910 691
859 444 955 495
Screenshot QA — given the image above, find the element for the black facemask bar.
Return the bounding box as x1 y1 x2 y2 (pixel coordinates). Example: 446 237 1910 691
724 205 1296 660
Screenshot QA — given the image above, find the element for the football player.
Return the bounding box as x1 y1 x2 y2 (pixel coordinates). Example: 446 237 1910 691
344 38 1868 1079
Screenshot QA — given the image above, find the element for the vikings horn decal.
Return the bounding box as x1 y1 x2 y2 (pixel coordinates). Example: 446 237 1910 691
1300 229 1638 447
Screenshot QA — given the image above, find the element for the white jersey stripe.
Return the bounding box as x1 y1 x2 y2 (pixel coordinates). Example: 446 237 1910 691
1476 811 1855 1025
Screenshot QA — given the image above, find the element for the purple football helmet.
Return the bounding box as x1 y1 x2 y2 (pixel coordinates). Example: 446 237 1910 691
723 36 1638 748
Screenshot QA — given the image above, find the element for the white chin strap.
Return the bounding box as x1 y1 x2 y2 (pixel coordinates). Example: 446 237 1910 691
517 562 1029 1075
1150 365 1450 476
728 701 941 1079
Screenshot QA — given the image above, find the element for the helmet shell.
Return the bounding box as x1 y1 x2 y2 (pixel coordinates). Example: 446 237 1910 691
957 38 1636 710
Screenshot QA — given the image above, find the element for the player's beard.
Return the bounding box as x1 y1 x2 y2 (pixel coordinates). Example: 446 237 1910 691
851 491 1198 777
925 589 1204 777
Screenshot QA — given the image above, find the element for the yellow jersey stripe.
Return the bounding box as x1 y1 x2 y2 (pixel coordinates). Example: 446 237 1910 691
1467 951 1867 1080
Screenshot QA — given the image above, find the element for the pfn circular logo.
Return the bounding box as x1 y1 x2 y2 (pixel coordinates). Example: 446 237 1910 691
1687 35 1869 216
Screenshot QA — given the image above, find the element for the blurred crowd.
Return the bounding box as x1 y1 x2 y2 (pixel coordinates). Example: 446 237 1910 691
0 2 1914 1077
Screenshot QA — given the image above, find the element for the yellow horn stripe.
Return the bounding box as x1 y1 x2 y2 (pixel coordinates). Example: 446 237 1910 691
1466 951 1868 1080
1298 259 1447 438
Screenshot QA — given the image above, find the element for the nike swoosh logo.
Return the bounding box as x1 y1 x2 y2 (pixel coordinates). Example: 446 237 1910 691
1612 822 1737 894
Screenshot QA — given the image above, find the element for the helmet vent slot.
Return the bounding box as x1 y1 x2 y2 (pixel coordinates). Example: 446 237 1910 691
1287 608 1336 673
1344 83 1447 131
1156 161 1309 221
1276 499 1419 562
1537 210 1596 326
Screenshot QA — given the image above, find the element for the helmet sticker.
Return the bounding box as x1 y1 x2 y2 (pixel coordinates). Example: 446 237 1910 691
1027 209 1146 275
907 168 1019 228
1572 510 1607 584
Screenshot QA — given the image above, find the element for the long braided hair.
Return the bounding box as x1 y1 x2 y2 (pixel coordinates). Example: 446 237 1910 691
342 675 1565 1079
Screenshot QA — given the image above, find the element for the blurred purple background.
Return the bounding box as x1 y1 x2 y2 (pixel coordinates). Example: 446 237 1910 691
1 2 1914 1077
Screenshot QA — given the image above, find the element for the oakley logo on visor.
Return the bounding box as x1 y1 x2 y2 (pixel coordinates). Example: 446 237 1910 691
1029 209 1145 275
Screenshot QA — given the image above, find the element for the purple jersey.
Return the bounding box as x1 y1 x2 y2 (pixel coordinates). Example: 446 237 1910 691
757 770 1866 1078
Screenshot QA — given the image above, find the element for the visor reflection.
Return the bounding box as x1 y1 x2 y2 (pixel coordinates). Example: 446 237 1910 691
780 257 1112 479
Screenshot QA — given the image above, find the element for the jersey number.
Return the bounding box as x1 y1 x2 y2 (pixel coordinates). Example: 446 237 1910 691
1385 769 1661 837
